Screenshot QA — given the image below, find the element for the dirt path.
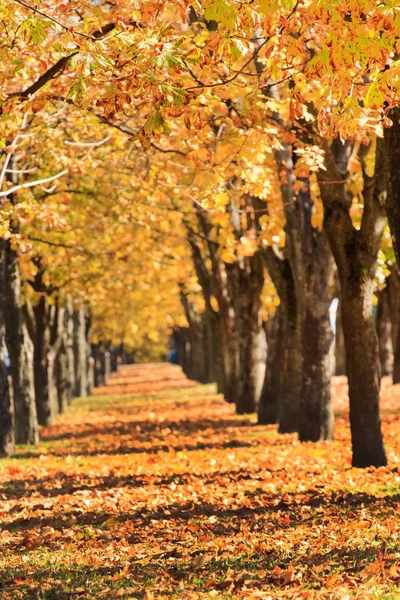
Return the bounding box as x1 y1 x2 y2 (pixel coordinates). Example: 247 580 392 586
1 364 400 599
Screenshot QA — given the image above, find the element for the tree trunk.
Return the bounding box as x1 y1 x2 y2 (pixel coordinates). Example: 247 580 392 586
195 209 240 404
87 356 95 394
180 290 208 383
236 316 265 414
376 285 393 377
335 300 346 375
386 107 400 265
258 311 284 425
173 328 189 374
33 294 51 425
203 312 219 385
65 298 75 403
4 242 38 445
384 267 400 383
233 253 265 414
220 326 239 404
385 110 400 384
91 343 104 387
300 303 334 442
73 308 88 397
341 281 387 467
110 348 119 373
0 240 14 456
47 304 64 420
393 332 400 384
0 331 14 456
56 340 69 414
104 349 111 385
253 52 334 440
318 138 387 467
278 262 302 433
299 236 335 442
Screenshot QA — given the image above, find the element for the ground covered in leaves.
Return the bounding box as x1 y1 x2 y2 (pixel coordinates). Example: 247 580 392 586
2 365 400 599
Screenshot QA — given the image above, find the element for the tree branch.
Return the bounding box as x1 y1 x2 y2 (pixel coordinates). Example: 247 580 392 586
8 53 79 101
0 169 68 198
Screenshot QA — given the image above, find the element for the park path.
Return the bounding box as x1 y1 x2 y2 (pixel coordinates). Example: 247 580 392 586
1 364 400 598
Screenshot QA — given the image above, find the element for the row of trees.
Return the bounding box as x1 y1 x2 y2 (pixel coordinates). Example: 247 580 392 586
1 0 400 468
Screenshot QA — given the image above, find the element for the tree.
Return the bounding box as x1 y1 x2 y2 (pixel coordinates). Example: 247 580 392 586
317 139 387 467
0 240 14 456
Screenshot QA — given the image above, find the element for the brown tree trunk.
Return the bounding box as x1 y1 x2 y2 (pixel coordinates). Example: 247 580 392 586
220 324 239 404
376 285 393 376
56 340 69 413
0 330 14 456
318 138 387 467
299 235 335 442
300 303 334 441
65 297 75 402
341 281 386 467
4 242 38 445
252 62 334 439
203 312 220 385
173 327 190 374
259 249 303 433
335 299 346 376
278 261 302 433
384 266 400 383
91 343 105 387
180 290 208 383
258 309 284 425
47 304 64 420
393 332 400 385
195 210 240 404
233 253 265 414
73 307 88 397
33 293 51 425
0 240 14 456
104 348 111 385
386 107 400 264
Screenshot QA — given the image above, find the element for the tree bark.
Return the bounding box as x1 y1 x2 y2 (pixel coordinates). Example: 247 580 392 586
180 290 208 383
56 340 69 413
91 343 104 387
32 293 51 425
335 299 346 376
65 297 75 403
230 252 265 414
195 210 240 404
110 347 119 373
73 308 88 397
385 107 400 264
174 327 190 374
4 242 38 445
47 303 64 420
185 221 233 394
393 332 400 385
104 348 111 385
203 311 219 385
318 138 387 467
0 240 14 456
376 285 393 377
259 248 302 433
299 235 335 442
252 59 335 439
258 310 284 425
383 266 400 383
341 281 386 467
265 253 303 433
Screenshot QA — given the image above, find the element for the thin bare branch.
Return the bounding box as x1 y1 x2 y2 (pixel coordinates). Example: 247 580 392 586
0 169 68 198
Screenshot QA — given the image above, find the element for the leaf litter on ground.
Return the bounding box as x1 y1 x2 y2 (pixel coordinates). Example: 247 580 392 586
1 364 400 599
